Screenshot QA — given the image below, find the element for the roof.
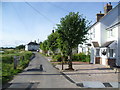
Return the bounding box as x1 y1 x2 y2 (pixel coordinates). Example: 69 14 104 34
101 41 114 47
88 3 120 30
27 42 39 45
92 42 99 47
85 43 91 46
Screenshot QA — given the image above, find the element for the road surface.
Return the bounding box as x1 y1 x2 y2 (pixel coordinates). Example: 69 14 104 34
6 53 78 89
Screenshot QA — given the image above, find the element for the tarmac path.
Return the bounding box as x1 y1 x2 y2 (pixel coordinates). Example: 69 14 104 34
6 52 78 89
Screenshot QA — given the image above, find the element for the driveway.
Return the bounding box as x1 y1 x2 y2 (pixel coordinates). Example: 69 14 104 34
56 64 120 88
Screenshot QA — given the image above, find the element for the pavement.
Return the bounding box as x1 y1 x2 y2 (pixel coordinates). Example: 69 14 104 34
55 64 120 88
4 53 79 89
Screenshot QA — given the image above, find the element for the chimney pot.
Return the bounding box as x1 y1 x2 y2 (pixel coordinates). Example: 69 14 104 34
52 30 54 33
109 2 111 5
104 2 112 14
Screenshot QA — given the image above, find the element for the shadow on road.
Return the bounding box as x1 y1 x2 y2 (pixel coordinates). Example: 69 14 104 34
76 68 113 71
19 71 119 76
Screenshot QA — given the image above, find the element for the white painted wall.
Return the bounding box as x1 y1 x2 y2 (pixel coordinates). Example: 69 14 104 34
25 45 39 51
118 4 120 66
117 24 120 66
25 45 28 51
100 4 119 45
89 22 101 45
78 44 83 53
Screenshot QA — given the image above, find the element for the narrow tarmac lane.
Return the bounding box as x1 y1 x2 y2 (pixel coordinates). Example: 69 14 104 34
6 53 78 89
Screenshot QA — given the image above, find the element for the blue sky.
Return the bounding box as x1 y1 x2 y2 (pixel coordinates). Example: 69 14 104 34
1 2 118 47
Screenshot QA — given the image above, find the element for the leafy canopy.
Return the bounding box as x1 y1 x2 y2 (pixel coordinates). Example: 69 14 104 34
47 32 58 53
56 12 89 50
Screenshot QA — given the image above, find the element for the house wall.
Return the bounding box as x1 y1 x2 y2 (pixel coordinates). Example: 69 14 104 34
100 4 119 45
118 24 120 66
89 3 120 66
27 45 39 51
90 22 101 45
78 44 89 55
25 45 28 51
117 3 120 66
107 27 118 41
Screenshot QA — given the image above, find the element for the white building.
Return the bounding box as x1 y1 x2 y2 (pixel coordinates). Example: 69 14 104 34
78 2 120 67
25 42 40 51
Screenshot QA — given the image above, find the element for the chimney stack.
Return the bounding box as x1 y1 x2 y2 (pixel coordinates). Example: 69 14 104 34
104 2 112 14
96 11 105 22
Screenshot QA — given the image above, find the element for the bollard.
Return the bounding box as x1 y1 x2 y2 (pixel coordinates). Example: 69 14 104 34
40 64 43 71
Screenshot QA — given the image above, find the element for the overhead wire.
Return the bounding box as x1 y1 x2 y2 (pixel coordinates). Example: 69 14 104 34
24 2 55 26
48 2 70 13
10 3 29 32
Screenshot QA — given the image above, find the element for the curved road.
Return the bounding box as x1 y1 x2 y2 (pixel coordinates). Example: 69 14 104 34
7 53 78 89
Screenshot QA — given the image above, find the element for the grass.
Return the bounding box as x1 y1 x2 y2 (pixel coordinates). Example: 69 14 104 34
1 49 33 85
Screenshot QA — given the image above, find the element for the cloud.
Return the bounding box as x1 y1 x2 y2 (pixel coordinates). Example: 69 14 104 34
0 40 28 47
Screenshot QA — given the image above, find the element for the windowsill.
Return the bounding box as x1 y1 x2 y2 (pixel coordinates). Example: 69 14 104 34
108 57 116 59
96 56 100 57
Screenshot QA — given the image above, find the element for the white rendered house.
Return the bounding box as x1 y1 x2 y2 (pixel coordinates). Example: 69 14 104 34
78 2 120 67
25 42 40 51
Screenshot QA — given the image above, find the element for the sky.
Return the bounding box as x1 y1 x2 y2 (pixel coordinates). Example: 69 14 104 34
0 1 118 47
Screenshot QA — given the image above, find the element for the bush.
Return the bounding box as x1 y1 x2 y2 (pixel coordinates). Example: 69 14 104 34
52 54 62 62
72 53 90 62
2 51 33 85
51 54 68 62
51 52 90 62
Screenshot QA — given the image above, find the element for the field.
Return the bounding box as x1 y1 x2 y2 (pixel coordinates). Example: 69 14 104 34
0 49 33 85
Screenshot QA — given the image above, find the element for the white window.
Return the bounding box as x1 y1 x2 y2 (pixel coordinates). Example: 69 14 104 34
82 47 86 53
109 49 114 57
108 29 115 38
96 49 100 56
93 28 95 38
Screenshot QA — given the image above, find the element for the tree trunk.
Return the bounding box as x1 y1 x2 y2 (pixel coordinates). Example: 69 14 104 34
67 49 74 70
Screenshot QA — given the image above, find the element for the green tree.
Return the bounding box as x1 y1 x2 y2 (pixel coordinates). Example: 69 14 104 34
47 32 58 55
16 45 25 50
40 40 49 54
56 12 90 70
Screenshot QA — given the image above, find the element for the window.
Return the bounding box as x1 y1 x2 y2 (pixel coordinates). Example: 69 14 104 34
108 29 115 38
109 49 114 57
96 49 100 56
82 47 86 53
93 28 95 38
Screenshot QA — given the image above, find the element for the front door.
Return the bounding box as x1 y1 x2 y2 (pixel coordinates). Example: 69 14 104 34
90 48 95 64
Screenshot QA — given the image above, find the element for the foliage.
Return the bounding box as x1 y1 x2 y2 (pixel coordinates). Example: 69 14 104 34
52 54 62 62
51 52 90 62
51 54 68 62
1 51 33 85
56 33 69 56
56 12 90 69
56 12 89 49
47 32 58 54
40 40 49 54
15 45 25 50
72 53 90 62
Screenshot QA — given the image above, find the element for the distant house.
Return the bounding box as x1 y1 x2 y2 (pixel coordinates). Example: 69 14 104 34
25 42 40 51
78 2 120 67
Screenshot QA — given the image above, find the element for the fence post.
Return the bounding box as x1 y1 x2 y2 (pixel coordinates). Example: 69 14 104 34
22 56 24 61
13 56 17 69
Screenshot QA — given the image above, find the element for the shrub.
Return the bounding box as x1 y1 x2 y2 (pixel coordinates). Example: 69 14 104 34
52 54 62 62
2 51 33 85
72 53 90 62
